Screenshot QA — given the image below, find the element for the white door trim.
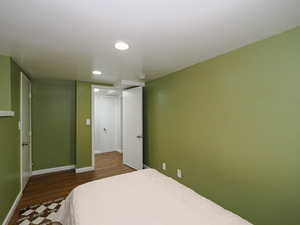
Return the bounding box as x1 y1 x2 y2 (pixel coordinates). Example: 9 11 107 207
20 72 32 191
19 73 23 191
91 85 121 169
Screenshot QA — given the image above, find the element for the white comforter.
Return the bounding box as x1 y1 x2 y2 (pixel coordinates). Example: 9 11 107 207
56 169 252 225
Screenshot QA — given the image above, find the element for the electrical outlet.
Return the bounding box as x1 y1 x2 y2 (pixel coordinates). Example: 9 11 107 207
162 162 167 170
177 169 182 178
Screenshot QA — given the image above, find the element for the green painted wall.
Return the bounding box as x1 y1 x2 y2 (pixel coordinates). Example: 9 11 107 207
32 80 76 170
76 81 92 168
0 58 24 224
75 81 111 168
144 27 300 225
0 56 12 110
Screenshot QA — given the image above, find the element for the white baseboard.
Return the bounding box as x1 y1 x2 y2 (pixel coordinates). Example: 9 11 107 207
2 191 22 225
143 164 150 169
32 165 75 176
94 150 102 154
76 166 94 173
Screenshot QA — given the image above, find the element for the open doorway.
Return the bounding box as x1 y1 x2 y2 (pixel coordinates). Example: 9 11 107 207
92 85 122 168
91 85 143 170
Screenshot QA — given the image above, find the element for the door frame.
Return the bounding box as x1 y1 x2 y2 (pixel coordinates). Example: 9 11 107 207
91 85 122 169
20 72 32 191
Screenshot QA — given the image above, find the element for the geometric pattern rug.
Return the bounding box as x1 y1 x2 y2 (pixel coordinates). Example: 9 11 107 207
16 198 64 225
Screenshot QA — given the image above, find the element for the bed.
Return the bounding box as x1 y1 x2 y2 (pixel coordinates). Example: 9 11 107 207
56 169 252 225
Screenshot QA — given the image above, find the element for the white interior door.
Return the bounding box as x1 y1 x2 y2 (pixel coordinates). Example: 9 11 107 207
122 87 143 170
21 73 31 190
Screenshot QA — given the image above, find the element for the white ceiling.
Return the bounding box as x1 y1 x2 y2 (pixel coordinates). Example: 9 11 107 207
0 0 299 83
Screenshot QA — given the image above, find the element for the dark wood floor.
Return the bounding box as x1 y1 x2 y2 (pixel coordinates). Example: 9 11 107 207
10 151 135 225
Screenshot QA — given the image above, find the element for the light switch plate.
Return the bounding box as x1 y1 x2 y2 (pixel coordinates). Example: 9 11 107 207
162 162 167 170
86 119 91 126
177 169 182 178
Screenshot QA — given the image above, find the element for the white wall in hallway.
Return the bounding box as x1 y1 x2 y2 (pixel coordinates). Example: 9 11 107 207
94 93 121 154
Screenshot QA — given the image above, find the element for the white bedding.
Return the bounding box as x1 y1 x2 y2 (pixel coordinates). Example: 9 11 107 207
56 169 252 225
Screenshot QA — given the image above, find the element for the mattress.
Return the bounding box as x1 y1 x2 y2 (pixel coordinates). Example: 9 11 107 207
56 169 252 225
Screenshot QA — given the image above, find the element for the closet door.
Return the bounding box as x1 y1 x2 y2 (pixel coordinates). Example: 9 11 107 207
122 87 143 170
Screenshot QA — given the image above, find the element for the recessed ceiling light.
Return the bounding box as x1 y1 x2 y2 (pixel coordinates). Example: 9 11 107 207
92 70 102 75
94 88 100 92
115 41 129 50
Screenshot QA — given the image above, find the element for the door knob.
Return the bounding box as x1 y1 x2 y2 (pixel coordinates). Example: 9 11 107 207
136 135 143 138
22 142 29 146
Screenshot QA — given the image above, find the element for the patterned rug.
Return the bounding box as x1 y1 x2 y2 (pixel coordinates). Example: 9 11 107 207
16 198 64 225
